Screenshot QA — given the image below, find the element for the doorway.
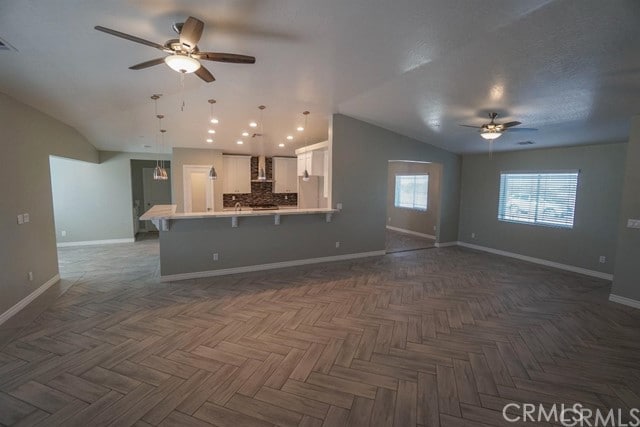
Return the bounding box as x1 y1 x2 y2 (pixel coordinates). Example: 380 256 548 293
385 160 440 253
131 160 172 235
183 165 214 213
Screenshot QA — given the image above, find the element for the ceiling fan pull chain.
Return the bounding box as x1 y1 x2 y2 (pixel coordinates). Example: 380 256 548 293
180 72 186 112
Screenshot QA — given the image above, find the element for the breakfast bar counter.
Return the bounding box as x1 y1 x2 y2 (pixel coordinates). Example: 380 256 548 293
140 204 338 230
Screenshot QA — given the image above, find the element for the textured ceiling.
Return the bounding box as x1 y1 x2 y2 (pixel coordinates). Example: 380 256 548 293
0 0 638 155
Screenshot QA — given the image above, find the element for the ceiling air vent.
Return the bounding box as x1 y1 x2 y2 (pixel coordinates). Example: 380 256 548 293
517 141 535 145
0 37 18 52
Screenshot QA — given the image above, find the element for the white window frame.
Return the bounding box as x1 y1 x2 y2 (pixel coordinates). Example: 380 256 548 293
394 174 429 211
497 170 579 229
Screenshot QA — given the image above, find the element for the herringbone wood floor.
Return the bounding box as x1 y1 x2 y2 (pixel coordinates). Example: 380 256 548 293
0 238 639 426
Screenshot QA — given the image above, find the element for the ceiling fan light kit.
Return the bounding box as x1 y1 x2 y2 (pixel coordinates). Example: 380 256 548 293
480 131 502 140
164 54 200 73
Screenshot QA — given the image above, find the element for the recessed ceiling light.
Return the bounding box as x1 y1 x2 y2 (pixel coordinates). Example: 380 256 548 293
210 118 219 124
237 140 244 145
242 131 249 137
297 126 304 132
208 129 215 134
278 143 285 147
249 122 258 128
286 135 293 140
206 138 213 143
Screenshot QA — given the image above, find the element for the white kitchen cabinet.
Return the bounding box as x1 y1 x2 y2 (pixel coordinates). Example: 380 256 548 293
273 157 297 193
222 155 251 193
297 150 325 176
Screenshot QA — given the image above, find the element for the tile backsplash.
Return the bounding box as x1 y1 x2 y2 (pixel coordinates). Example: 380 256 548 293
222 156 298 208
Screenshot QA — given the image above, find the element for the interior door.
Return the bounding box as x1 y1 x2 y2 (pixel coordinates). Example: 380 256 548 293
142 167 172 231
183 165 214 213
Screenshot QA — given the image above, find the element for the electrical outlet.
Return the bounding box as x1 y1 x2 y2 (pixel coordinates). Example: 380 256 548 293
335 241 340 248
471 232 476 239
232 195 236 201
61 230 67 237
28 272 33 281
213 253 219 261
23 213 30 223
284 195 288 200
599 256 606 264
17 214 24 225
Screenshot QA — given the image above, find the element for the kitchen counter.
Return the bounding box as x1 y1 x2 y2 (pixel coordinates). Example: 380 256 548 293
141 204 338 230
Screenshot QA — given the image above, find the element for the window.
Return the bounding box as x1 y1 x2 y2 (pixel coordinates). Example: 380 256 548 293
498 171 579 228
394 174 428 211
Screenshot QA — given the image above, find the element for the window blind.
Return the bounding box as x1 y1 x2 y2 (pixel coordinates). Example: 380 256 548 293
394 174 428 211
498 172 578 228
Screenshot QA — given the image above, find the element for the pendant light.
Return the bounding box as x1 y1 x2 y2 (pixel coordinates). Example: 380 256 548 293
302 111 310 182
209 147 217 180
158 128 169 180
150 94 167 182
258 105 267 180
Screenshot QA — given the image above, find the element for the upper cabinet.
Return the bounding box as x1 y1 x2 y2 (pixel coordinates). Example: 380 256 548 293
297 150 325 176
273 157 297 193
222 155 251 194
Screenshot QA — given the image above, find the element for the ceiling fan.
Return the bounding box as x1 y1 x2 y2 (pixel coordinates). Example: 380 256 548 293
460 112 537 141
94 16 256 83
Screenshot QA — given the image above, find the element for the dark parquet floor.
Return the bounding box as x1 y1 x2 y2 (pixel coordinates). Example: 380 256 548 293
0 236 638 426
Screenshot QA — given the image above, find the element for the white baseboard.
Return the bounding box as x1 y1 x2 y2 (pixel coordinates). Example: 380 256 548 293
609 294 640 309
435 241 459 248
161 250 386 282
386 226 435 240
57 238 135 247
457 241 613 281
0 274 60 326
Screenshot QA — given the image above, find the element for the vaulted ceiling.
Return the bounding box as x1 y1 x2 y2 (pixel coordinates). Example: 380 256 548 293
0 0 638 155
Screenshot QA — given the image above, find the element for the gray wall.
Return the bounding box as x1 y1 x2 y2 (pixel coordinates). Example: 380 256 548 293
171 148 224 213
387 161 441 236
611 116 640 301
0 93 98 314
160 114 461 276
458 143 627 274
50 152 170 243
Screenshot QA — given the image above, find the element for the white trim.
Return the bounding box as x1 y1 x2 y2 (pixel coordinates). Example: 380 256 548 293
457 241 613 281
160 251 386 282
0 274 60 326
57 238 134 247
386 225 435 240
609 294 640 309
435 241 459 248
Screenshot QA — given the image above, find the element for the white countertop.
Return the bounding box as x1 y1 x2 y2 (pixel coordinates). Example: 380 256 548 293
140 204 337 220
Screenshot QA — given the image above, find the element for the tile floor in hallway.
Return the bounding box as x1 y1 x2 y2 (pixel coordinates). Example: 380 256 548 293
385 230 435 254
0 236 639 426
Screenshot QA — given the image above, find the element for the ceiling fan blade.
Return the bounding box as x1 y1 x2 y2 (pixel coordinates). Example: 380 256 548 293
507 127 538 132
501 121 522 128
459 124 482 129
179 17 204 52
195 65 215 82
129 58 166 70
197 52 256 64
95 26 166 51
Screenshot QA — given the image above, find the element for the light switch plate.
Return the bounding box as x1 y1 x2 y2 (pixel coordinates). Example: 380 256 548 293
17 214 23 225
23 213 30 223
627 219 640 229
